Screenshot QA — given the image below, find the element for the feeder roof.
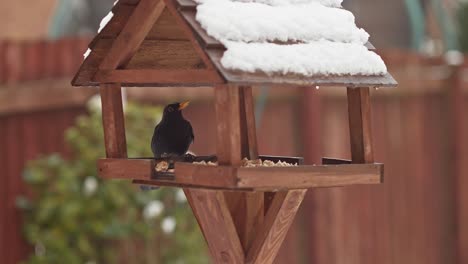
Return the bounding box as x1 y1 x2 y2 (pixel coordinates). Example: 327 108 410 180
72 0 397 88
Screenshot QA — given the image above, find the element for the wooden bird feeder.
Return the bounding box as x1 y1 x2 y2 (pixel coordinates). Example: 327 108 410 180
72 0 397 262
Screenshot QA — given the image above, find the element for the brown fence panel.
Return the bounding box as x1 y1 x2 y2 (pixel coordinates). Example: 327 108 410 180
0 108 86 263
302 54 467 264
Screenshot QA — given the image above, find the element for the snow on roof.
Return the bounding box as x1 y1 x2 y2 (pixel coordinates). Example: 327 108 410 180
195 0 387 77
98 11 114 33
221 41 387 76
196 0 368 44
194 0 343 7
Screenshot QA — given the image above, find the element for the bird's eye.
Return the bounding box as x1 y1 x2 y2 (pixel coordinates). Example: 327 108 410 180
168 107 174 112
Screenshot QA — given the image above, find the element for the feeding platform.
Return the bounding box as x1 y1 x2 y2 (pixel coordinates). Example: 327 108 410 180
72 0 397 263
99 156 383 190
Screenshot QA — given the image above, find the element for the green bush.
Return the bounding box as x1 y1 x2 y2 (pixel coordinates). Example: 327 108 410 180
17 101 209 264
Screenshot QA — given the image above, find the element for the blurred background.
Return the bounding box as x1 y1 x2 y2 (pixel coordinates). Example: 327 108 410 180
1 0 467 263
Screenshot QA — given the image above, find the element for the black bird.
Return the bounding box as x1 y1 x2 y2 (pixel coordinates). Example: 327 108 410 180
151 101 194 158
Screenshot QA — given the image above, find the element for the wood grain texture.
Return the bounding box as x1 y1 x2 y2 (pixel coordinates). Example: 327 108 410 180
126 40 204 69
99 0 166 70
0 79 96 115
236 164 382 190
89 4 135 47
163 0 219 71
237 86 263 251
147 8 190 40
214 85 242 166
246 190 307 264
99 84 127 158
176 0 197 10
89 5 189 50
214 85 264 251
72 39 109 86
98 159 153 180
206 49 397 88
98 159 383 190
181 11 223 49
174 162 237 187
347 87 374 163
186 190 245 263
94 69 223 85
240 86 259 159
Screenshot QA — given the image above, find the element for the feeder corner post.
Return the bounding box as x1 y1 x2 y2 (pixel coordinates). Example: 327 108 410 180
347 86 374 164
214 84 265 252
99 83 127 158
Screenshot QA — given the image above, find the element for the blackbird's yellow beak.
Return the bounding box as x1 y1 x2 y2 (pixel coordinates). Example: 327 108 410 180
179 101 190 110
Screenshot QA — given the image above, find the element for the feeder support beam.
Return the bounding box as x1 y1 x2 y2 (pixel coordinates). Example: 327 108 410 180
347 87 374 163
100 83 127 158
215 85 264 252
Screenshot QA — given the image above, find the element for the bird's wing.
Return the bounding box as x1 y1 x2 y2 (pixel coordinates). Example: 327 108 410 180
151 124 161 156
189 122 194 143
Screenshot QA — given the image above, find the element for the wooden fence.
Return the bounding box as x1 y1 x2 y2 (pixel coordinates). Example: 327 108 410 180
301 53 468 264
0 38 91 264
1 37 467 264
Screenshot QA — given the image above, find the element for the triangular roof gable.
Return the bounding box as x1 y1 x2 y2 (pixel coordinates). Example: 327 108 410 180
72 0 223 87
73 0 397 88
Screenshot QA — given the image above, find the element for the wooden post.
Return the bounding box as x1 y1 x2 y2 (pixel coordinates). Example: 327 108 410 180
347 87 374 163
215 85 264 252
100 83 127 158
246 190 307 264
184 189 244 263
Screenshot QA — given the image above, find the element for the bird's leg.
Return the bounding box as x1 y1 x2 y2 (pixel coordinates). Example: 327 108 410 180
183 152 197 162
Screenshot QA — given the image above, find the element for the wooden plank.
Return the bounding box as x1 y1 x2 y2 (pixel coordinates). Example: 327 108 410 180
119 0 141 4
90 6 190 48
94 69 223 85
99 0 166 70
236 164 383 189
182 189 208 246
322 157 352 165
99 159 383 190
89 4 136 47
206 49 398 88
173 162 237 187
101 155 302 182
181 11 223 49
214 85 264 251
347 87 374 163
215 85 248 246
215 85 243 166
147 8 190 40
240 86 259 159
176 0 197 10
98 158 153 180
246 190 307 264
186 190 245 263
0 117 6 261
0 79 96 116
72 38 111 86
449 66 468 264
237 86 263 251
163 0 220 71
99 84 128 158
126 39 204 69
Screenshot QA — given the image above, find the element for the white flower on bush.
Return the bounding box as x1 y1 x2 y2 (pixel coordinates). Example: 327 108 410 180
143 200 164 220
83 177 98 196
175 189 187 203
161 216 176 234
35 242 45 256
